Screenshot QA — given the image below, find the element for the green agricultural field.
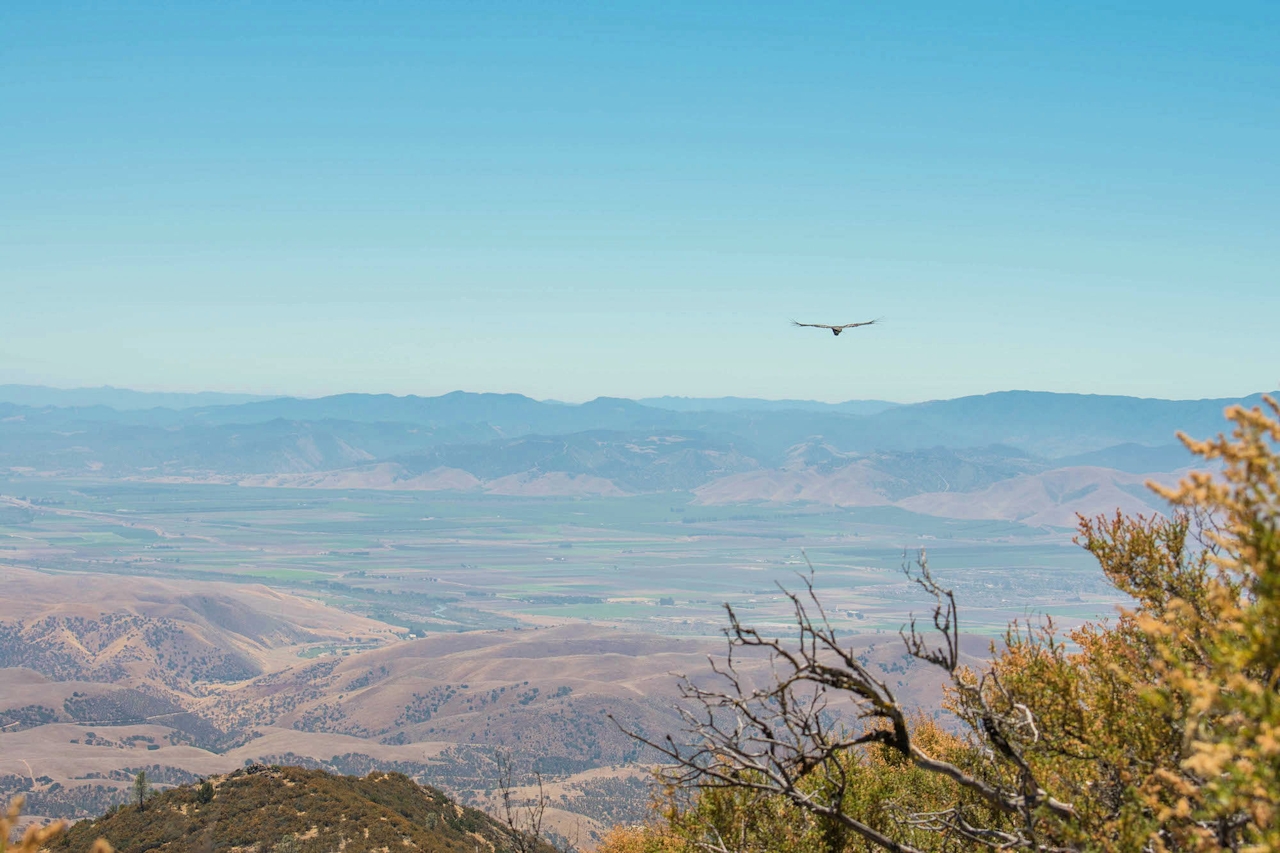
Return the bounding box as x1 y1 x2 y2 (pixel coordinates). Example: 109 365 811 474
0 478 1119 638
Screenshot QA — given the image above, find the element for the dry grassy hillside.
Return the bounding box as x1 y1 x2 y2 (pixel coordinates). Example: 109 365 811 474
1 568 979 842
897 467 1182 527
694 456 1183 525
0 568 392 693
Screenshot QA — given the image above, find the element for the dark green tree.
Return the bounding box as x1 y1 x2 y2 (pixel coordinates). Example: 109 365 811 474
132 770 150 811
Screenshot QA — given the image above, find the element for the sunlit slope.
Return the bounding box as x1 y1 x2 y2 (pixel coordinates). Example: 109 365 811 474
48 765 550 853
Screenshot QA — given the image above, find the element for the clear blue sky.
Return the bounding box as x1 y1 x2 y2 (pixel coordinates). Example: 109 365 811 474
3 1 1277 402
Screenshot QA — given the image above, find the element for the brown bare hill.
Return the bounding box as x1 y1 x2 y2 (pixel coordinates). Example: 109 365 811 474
1 568 981 834
202 623 976 779
48 764 551 853
203 625 715 770
693 444 1047 508
0 567 390 699
897 466 1180 528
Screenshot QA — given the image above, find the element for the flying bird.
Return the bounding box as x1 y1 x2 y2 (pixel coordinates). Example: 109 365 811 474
791 319 878 336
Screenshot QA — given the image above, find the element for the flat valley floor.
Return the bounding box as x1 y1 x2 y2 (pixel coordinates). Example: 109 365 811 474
0 480 1125 843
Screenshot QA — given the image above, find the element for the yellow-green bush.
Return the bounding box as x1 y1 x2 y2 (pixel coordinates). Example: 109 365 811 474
619 398 1280 852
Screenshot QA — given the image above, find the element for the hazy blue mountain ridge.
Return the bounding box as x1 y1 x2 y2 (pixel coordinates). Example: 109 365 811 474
0 389 1271 493
1054 443 1197 474
638 396 899 416
389 429 759 492
0 384 276 410
860 391 1274 457
0 413 500 477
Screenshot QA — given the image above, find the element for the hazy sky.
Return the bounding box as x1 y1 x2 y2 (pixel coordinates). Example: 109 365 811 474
3 2 1277 402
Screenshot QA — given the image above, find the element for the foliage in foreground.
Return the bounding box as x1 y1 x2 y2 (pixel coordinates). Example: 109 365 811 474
1 797 111 853
2 796 68 853
604 397 1280 852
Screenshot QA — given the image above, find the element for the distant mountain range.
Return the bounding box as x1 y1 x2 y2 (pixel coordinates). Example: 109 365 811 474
0 385 898 415
1 386 1270 523
0 384 277 410
637 396 900 416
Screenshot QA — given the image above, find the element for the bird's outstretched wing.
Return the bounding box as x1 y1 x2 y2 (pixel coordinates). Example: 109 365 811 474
792 319 878 330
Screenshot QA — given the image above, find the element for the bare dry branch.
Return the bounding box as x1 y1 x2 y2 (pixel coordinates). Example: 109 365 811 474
613 551 1077 852
495 750 554 853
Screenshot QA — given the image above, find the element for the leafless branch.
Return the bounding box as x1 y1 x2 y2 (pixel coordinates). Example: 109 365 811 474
495 749 551 853
614 551 1076 852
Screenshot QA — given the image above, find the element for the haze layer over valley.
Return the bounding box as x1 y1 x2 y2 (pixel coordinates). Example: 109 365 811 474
0 386 1265 841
